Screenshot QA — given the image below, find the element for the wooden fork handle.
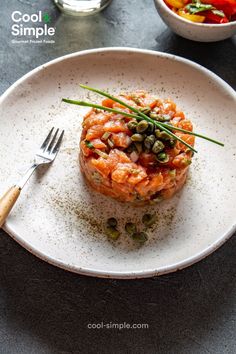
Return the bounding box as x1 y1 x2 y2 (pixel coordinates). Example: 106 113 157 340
0 186 21 228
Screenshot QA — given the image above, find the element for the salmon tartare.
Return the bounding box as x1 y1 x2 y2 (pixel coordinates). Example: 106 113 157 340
79 90 195 204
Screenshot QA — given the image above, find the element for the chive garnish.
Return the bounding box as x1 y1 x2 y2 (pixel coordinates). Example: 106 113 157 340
62 98 139 119
62 85 224 151
79 84 197 153
64 99 223 147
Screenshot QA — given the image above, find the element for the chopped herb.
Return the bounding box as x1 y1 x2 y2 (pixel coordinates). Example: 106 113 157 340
94 149 108 159
185 3 213 14
85 140 94 149
101 132 111 141
85 140 108 158
107 138 114 148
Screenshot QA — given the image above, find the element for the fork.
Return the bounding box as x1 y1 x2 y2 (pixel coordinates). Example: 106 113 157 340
0 127 64 228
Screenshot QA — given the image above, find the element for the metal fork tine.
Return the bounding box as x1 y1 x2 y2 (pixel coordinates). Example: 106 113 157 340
40 127 54 150
47 128 59 153
52 130 64 155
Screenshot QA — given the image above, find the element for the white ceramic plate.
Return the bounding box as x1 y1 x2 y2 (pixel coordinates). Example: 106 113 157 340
0 48 235 279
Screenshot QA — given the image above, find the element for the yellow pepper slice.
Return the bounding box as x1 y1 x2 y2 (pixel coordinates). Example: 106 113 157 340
178 9 205 22
165 0 185 9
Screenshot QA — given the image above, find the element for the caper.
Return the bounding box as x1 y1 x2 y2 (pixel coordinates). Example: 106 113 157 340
154 129 161 138
144 135 155 150
131 94 141 105
107 217 117 228
132 232 148 244
149 113 160 120
146 122 155 134
140 107 151 115
168 139 176 148
127 120 138 132
125 222 137 235
157 152 167 160
131 133 144 142
162 114 171 121
159 131 171 141
136 120 149 133
142 213 157 227
152 140 165 154
105 226 120 240
150 113 166 122
156 152 169 163
134 142 143 153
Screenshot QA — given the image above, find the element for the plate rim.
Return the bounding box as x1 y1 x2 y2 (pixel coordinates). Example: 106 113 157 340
1 47 236 279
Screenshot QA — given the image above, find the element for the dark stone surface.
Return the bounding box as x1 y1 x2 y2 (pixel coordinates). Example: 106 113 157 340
0 0 235 353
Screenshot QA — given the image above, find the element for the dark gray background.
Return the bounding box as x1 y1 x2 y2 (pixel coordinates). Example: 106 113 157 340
0 0 235 353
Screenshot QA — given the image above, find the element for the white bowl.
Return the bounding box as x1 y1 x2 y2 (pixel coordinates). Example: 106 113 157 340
0 48 236 278
154 0 236 42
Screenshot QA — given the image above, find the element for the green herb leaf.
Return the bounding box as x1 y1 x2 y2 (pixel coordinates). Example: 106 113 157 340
85 140 94 149
185 3 213 14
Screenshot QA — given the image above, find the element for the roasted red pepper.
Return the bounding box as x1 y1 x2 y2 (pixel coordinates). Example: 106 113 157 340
202 0 236 17
163 0 236 23
203 10 229 22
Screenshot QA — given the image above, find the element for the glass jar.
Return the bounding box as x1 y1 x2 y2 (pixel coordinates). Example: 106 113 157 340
54 0 112 16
